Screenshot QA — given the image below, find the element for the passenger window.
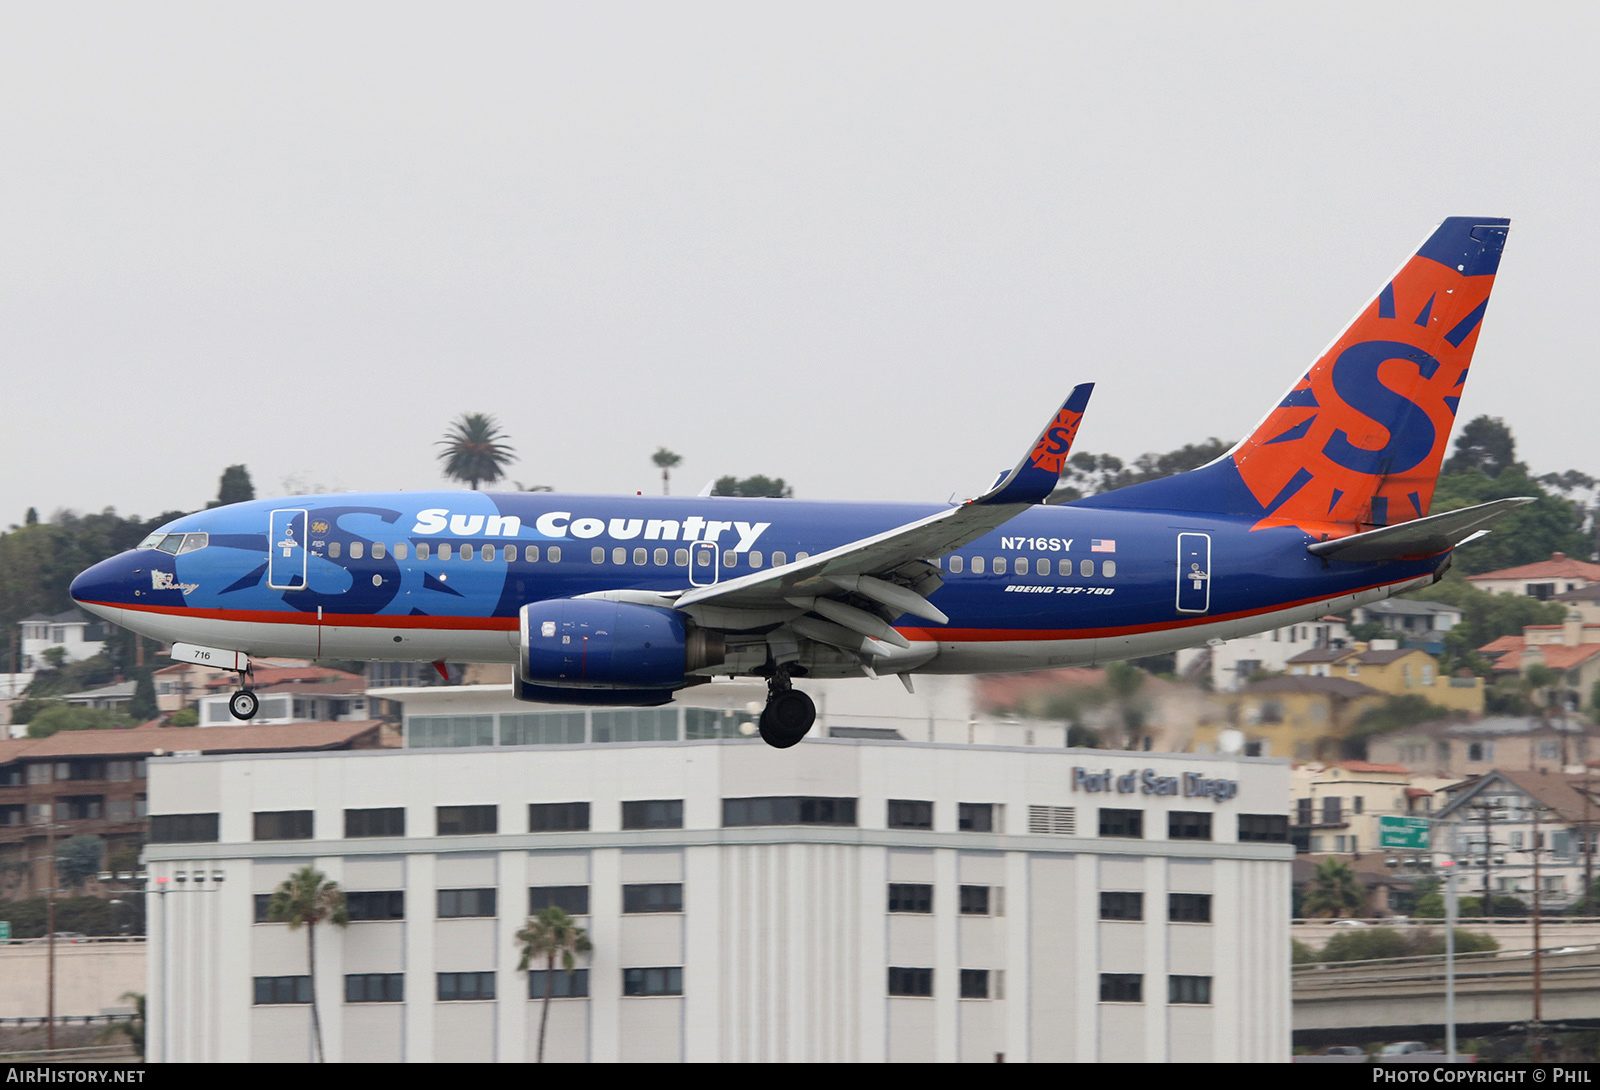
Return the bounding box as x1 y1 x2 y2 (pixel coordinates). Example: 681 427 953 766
723 550 737 568
1037 558 1049 576
548 546 561 563
612 547 626 565
972 556 986 575
796 552 809 561
653 548 667 566
633 547 647 566
394 543 408 560
772 552 787 567
994 557 1008 575
592 547 605 564
1080 559 1093 577
157 535 183 554
949 556 964 574
416 543 430 560
525 545 539 562
481 544 494 561
459 544 471 561
350 542 364 559
439 543 452 560
675 548 689 566
749 551 763 568
1058 558 1071 576
503 545 515 562
1103 560 1116 578
329 541 342 558
371 542 386 560
177 533 208 554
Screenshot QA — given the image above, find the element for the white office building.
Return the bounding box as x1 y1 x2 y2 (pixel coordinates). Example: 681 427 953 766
143 736 1292 1063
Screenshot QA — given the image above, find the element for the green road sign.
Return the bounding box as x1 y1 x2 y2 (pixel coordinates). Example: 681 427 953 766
1379 815 1430 850
0 921 10 942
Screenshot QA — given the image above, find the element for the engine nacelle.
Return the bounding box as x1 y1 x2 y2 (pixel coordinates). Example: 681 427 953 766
518 598 723 690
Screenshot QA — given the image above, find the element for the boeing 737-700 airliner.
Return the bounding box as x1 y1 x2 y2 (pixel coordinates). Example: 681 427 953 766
71 217 1523 747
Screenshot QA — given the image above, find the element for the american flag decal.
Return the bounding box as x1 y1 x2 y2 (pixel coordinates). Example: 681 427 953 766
1091 539 1116 553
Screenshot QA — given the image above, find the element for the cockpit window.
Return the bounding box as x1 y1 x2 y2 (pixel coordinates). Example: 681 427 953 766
176 533 209 554
137 533 164 550
155 535 184 554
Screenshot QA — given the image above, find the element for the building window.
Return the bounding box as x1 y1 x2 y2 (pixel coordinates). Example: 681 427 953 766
622 799 683 829
149 813 219 844
529 886 589 915
528 969 589 998
345 807 405 838
722 797 857 827
436 805 497 835
958 803 994 832
888 799 933 830
529 802 590 832
1169 975 1212 1004
1169 893 1212 923
1100 891 1143 921
408 715 495 748
1099 973 1142 1003
623 967 683 996
959 969 990 999
438 888 497 918
254 976 312 1005
1099 808 1143 838
622 883 683 914
592 708 679 743
345 973 404 1003
502 712 586 746
1168 811 1212 841
437 972 496 1001
253 894 272 924
1028 805 1076 834
959 885 990 915
887 967 933 997
888 884 933 913
345 891 404 921
1239 814 1289 842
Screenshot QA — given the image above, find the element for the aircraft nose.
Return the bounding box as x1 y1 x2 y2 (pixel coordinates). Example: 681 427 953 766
70 556 131 625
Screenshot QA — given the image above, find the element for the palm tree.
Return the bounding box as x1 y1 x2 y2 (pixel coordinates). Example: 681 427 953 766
1301 857 1366 918
651 448 682 496
97 992 144 1060
437 413 516 490
267 866 348 1062
516 906 592 1063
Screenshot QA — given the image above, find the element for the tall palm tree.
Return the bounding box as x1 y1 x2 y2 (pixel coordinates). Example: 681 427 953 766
516 906 592 1063
651 448 682 496
437 413 516 490
268 866 348 1063
1301 857 1366 918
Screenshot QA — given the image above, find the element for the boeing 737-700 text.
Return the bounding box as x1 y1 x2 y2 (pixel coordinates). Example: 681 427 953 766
71 217 1524 747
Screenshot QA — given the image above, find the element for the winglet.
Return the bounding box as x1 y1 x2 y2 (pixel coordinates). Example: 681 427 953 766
974 383 1094 506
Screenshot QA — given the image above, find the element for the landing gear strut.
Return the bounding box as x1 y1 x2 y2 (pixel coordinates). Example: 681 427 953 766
228 667 259 721
758 669 815 749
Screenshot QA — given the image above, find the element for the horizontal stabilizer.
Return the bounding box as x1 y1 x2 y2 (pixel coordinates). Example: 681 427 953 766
1306 497 1533 562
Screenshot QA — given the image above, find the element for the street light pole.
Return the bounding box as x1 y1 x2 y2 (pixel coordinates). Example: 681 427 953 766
1442 857 1458 1062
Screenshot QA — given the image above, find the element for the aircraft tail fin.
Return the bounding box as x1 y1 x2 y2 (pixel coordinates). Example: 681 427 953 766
1074 217 1510 532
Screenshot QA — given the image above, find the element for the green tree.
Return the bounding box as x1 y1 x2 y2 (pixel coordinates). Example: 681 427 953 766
55 835 103 889
651 448 683 496
129 672 158 721
1301 858 1366 918
1343 695 1452 758
1403 573 1566 675
517 906 593 1063
211 465 255 508
267 866 348 1063
98 992 144 1060
26 704 130 738
1442 415 1519 478
168 708 199 727
1427 466 1590 573
712 475 794 498
1104 660 1150 748
1319 926 1498 962
436 413 516 491
25 507 38 525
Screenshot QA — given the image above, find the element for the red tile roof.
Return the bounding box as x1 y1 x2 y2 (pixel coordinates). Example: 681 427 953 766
0 720 386 761
1467 552 1600 583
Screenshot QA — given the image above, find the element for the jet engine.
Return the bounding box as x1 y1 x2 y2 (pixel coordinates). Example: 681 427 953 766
517 599 724 691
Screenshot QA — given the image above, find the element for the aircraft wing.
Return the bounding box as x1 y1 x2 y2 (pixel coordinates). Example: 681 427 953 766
1305 497 1534 563
670 384 1093 648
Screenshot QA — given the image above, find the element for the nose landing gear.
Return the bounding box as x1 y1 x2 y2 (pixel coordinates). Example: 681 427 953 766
228 666 259 721
758 670 815 749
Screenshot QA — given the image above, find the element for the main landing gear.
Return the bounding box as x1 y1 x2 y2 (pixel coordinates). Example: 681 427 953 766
228 667 259 721
758 670 815 749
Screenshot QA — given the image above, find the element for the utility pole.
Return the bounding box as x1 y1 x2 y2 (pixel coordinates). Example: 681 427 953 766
1529 802 1547 1062
45 816 57 1052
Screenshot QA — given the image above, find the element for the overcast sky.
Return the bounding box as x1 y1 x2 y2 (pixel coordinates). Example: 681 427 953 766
2 3 1596 526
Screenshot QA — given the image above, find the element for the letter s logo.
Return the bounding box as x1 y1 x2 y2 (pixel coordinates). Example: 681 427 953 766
1321 340 1440 477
